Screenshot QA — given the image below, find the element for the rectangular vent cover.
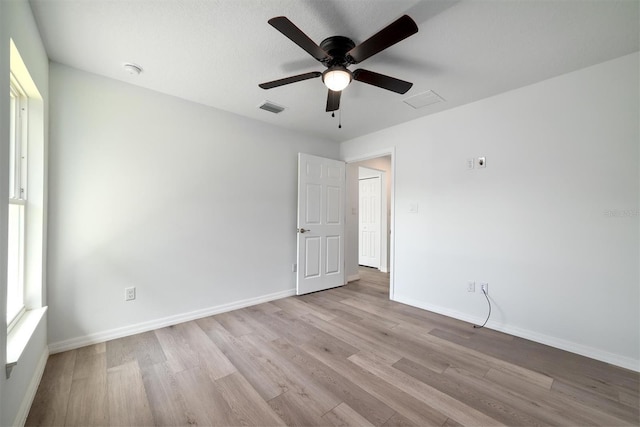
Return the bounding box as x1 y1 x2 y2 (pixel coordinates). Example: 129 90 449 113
403 90 445 109
258 101 285 114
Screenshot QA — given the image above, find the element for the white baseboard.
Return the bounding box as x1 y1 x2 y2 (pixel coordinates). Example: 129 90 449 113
393 294 640 372
13 347 49 427
347 274 361 282
48 288 296 354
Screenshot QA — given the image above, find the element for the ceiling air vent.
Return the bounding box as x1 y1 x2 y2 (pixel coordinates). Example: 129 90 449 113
258 100 285 114
403 90 445 109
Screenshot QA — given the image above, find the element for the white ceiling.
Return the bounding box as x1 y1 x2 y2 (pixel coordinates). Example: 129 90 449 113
29 0 639 143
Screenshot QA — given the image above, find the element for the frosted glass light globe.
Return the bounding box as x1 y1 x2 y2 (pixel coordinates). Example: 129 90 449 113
323 68 352 91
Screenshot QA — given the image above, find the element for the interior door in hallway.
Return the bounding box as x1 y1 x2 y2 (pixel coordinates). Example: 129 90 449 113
296 153 345 295
359 176 381 268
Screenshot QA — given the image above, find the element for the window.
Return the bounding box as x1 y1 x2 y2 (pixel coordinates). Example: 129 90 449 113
7 72 28 329
6 39 46 378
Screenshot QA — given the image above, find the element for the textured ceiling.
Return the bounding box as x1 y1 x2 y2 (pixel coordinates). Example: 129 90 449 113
29 0 639 143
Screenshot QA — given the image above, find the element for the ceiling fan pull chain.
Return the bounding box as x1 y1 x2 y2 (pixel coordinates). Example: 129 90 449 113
339 109 342 129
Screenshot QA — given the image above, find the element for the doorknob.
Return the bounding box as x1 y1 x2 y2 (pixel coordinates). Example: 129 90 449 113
298 228 309 233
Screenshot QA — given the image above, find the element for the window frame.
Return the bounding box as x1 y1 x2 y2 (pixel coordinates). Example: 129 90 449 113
7 72 29 331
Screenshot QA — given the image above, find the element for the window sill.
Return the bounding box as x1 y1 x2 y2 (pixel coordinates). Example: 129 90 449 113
6 306 47 379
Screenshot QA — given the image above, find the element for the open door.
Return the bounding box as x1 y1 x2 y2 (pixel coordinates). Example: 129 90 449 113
297 153 345 295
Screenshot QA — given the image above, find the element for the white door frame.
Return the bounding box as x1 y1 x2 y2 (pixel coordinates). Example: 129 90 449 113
344 148 395 299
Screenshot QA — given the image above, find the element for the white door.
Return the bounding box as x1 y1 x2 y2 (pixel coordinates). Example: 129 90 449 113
359 177 381 268
297 153 346 295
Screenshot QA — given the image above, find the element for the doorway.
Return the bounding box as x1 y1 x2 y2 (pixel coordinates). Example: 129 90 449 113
345 152 393 296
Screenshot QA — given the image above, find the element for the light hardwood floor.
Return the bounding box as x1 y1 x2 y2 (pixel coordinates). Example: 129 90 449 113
27 267 639 426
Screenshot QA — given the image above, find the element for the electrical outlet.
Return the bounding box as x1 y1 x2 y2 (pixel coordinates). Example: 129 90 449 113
125 287 136 301
292 263 297 273
480 283 488 294
467 281 475 292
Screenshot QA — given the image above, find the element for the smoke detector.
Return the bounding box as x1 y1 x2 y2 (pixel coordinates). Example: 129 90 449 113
123 63 143 75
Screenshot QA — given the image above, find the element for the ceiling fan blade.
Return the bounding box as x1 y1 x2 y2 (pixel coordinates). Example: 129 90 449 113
353 69 413 94
326 89 341 112
259 71 322 89
346 15 418 64
268 16 332 63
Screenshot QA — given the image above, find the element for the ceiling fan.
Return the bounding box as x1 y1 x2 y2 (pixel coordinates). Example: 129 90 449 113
259 15 418 112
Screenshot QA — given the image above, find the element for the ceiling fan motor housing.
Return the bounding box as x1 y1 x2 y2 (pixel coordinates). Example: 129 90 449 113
319 36 356 67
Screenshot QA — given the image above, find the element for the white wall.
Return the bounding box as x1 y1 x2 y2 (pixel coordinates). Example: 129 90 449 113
340 53 640 370
0 0 49 425
47 63 339 350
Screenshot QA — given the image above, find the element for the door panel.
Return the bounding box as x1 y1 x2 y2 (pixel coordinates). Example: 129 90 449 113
306 184 322 224
297 153 345 295
326 186 342 224
304 236 321 278
326 235 341 274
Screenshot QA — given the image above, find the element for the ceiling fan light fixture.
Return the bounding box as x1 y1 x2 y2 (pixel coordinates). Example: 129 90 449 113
322 67 352 91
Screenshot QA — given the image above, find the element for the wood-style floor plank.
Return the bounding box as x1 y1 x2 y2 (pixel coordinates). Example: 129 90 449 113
107 360 154 426
268 390 326 426
105 330 166 369
140 362 192 426
395 322 555 389
64 345 109 426
214 372 286 426
269 337 396 426
301 338 450 426
214 310 256 337
237 306 291 341
322 402 375 427
27 267 640 426
271 296 337 322
174 366 242 427
348 351 503 426
241 333 343 415
445 365 628 426
550 378 638 423
383 412 426 427
619 388 640 409
299 312 403 364
197 315 289 401
154 320 236 379
330 313 459 374
25 350 76 426
393 357 547 426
